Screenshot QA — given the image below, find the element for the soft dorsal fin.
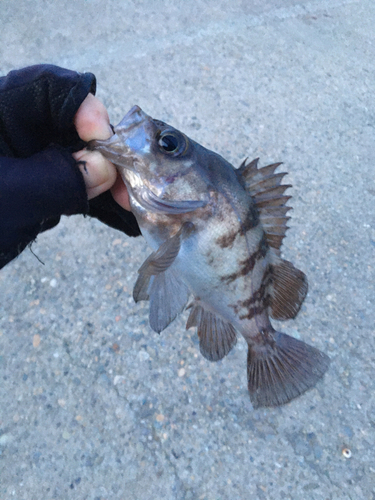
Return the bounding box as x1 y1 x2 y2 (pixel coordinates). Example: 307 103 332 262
237 158 292 254
269 258 308 320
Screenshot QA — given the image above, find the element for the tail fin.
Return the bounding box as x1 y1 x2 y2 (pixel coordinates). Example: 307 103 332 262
247 330 330 408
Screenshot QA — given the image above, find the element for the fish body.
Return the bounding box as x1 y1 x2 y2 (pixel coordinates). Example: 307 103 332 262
89 106 329 408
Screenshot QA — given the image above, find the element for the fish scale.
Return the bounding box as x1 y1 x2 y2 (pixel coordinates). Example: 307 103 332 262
88 105 330 409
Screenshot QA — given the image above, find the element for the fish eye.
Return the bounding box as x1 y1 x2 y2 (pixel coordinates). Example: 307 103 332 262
157 130 188 156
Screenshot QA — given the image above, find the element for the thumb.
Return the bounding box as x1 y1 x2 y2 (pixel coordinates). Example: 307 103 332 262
73 149 117 200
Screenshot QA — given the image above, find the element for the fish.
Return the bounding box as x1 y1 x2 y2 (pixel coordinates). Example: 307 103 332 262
88 105 330 408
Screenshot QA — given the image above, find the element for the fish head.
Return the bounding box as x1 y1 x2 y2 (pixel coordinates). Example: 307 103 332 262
88 105 202 201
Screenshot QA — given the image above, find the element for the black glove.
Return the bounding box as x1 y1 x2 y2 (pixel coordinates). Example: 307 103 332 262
0 64 140 269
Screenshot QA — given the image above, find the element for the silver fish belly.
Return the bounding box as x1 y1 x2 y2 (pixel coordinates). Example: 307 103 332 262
88 105 330 409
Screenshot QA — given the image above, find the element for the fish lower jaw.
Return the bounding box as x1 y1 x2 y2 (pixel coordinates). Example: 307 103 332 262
121 168 144 189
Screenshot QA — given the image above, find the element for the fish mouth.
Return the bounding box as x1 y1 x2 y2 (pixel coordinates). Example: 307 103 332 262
87 105 150 172
115 105 148 133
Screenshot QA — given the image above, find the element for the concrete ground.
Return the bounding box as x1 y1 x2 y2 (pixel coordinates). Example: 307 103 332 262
1 0 374 499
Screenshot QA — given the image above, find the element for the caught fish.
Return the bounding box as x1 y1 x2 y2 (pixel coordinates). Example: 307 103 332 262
88 106 330 408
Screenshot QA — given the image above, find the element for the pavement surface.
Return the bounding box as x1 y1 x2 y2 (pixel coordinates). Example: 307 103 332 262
1 1 374 499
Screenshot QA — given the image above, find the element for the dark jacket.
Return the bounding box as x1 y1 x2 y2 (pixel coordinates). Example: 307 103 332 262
0 65 140 269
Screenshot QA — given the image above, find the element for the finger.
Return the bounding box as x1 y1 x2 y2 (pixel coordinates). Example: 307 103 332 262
111 173 131 211
74 93 113 141
73 150 117 200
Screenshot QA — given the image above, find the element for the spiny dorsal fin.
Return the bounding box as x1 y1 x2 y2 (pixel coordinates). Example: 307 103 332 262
237 157 260 176
237 158 292 254
250 172 287 195
259 206 291 217
238 158 282 185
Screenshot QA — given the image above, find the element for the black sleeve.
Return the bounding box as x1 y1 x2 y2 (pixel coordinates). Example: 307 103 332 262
0 147 88 268
0 65 140 269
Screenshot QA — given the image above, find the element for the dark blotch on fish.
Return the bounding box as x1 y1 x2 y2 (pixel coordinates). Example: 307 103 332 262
221 235 268 284
216 204 259 249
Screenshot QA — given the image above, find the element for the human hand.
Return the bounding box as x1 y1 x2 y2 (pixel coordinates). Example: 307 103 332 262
73 94 130 210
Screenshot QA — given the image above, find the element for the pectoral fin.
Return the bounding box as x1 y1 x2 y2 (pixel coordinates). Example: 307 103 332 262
186 302 237 361
148 268 190 333
133 223 194 333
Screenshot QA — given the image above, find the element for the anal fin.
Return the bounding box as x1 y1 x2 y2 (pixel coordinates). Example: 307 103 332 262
247 329 330 408
186 303 237 361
